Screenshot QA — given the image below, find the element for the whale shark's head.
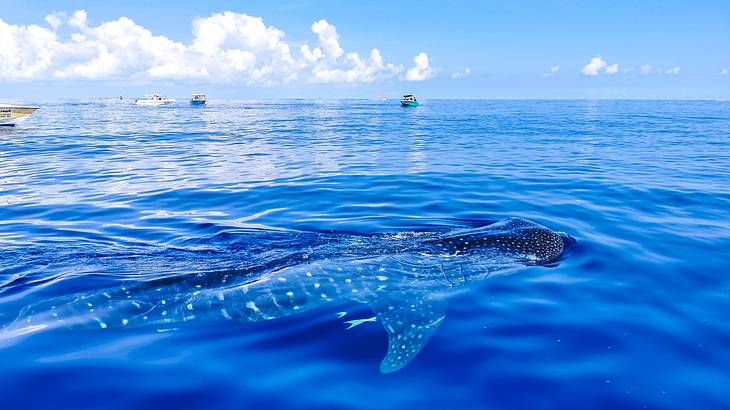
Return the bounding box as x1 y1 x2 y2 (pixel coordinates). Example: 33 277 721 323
428 217 576 266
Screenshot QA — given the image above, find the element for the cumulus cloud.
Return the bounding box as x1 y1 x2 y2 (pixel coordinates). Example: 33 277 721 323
44 13 63 31
543 65 560 76
405 52 437 81
0 18 60 79
68 9 88 29
582 55 607 76
605 64 619 75
665 66 681 75
311 48 400 83
0 10 425 85
301 19 400 83
639 64 653 75
310 20 343 61
451 67 471 79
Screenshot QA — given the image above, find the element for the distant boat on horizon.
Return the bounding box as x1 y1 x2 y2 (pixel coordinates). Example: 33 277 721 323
190 93 207 106
134 94 175 106
400 94 419 107
0 104 39 126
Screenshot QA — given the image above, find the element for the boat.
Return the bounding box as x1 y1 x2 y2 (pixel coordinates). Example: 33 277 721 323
190 93 207 106
133 94 176 106
0 104 39 126
400 94 419 107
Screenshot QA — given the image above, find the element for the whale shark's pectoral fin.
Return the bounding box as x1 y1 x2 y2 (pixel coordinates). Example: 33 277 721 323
369 293 447 374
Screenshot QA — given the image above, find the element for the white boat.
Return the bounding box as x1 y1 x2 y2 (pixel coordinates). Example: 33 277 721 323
400 94 419 107
0 104 39 126
134 94 176 106
190 93 207 105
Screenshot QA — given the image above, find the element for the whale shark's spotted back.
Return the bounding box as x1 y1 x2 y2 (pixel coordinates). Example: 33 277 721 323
424 217 573 264
0 217 576 373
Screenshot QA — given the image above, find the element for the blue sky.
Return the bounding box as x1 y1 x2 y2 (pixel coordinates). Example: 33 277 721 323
1 0 729 99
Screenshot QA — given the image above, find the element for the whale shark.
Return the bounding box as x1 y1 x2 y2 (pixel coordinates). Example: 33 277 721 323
0 217 575 373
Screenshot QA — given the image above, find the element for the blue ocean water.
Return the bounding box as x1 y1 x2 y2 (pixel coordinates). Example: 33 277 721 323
0 99 728 409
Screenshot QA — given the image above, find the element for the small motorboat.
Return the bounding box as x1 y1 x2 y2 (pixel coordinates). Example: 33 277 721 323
190 93 207 106
400 94 419 107
134 94 176 106
0 104 39 126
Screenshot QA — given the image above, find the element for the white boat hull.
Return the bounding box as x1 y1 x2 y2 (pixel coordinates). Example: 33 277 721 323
0 105 39 126
134 98 176 106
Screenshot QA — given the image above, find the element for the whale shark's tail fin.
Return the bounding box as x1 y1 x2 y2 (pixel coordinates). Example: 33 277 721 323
369 292 447 373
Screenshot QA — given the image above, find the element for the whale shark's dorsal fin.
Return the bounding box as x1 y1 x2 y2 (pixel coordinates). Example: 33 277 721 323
369 293 447 373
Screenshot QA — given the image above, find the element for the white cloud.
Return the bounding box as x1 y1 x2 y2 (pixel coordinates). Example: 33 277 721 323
303 19 400 83
582 56 607 76
640 64 653 75
543 65 560 76
0 10 423 85
310 19 343 61
451 67 471 79
68 10 88 29
312 48 400 83
300 44 323 63
405 52 437 81
722 68 728 75
44 13 63 31
0 18 60 79
665 66 680 75
605 64 619 75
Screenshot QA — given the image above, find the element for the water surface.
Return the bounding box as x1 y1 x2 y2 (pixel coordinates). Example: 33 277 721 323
1 100 729 409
